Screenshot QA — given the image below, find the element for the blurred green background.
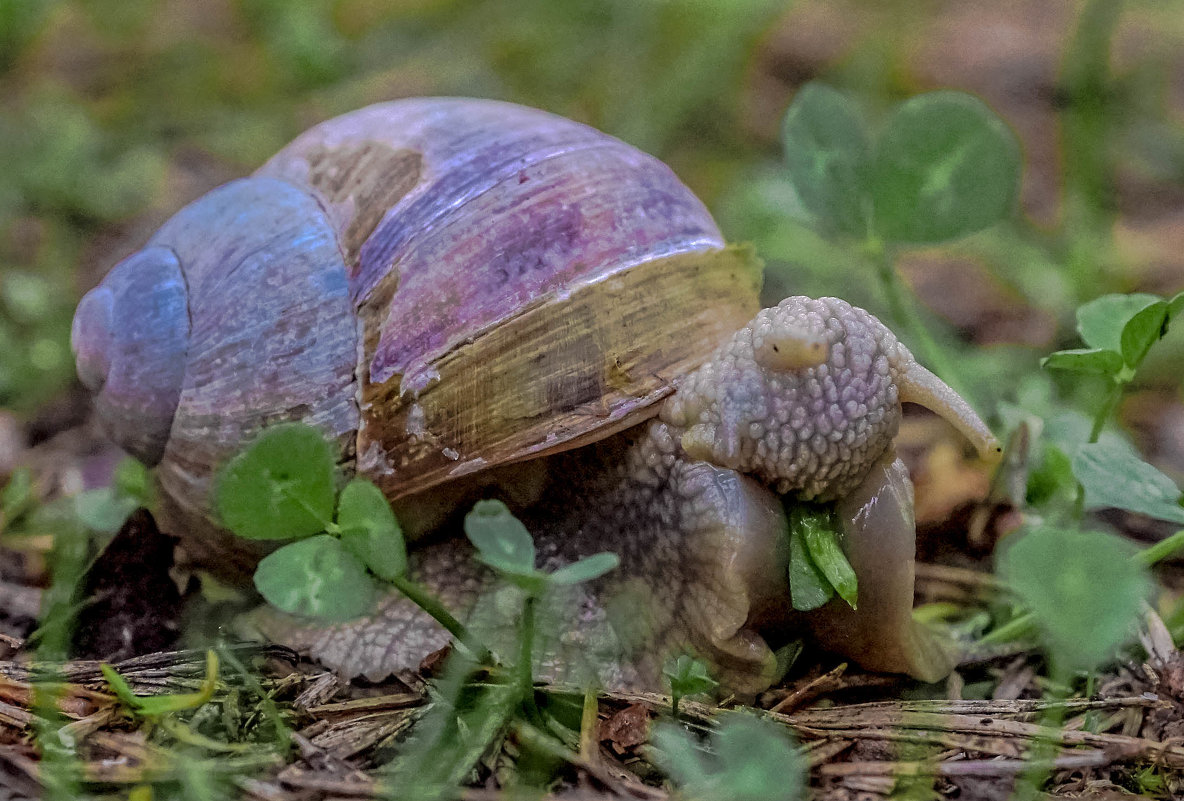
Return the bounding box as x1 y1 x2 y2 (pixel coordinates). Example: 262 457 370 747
2 0 1183 456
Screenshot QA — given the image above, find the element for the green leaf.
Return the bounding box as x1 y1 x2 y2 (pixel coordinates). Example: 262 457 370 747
787 508 834 611
801 513 858 609
998 526 1151 672
870 91 1021 244
336 478 407 581
113 458 152 506
72 488 138 534
253 535 375 621
1 466 33 528
663 654 719 699
547 552 620 586
1075 293 1162 355
1119 300 1169 368
649 715 805 801
780 82 871 237
215 423 337 540
649 723 711 790
1040 348 1124 377
1168 291 1184 321
386 653 521 799
463 499 536 576
1072 442 1184 525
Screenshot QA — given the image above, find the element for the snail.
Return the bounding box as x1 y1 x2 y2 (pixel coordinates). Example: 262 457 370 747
71 98 998 693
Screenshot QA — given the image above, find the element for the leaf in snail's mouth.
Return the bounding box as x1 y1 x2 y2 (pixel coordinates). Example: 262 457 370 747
785 502 857 611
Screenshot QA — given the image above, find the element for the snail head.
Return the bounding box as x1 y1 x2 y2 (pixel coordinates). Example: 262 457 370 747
663 296 999 501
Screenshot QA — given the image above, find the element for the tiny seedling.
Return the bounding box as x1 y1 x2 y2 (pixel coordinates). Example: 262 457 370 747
786 504 857 611
648 713 805 801
663 654 718 719
463 499 619 700
1043 291 1184 442
381 501 621 799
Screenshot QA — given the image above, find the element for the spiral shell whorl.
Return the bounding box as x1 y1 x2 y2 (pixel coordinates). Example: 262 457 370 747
71 246 189 465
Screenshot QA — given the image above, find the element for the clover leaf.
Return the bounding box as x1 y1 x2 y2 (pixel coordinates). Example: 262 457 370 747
464 499 618 593
337 478 407 581
215 423 337 540
998 526 1152 673
254 534 375 621
548 552 620 586
464 499 536 577
781 82 871 237
870 91 1021 244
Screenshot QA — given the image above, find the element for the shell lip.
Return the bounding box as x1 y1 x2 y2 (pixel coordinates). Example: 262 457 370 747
72 245 190 466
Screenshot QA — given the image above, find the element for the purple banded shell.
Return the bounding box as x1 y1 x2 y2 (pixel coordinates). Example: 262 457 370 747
72 98 760 561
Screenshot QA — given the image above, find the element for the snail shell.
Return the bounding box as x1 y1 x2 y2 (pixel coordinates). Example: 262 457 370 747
72 98 761 569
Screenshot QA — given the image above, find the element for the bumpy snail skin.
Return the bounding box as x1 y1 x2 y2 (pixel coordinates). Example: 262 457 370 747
663 297 910 501
663 296 999 502
71 247 189 465
252 421 792 694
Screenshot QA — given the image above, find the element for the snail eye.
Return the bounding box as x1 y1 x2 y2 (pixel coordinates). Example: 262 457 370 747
754 324 829 371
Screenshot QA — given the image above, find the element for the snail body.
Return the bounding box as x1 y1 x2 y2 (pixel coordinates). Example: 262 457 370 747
72 98 997 692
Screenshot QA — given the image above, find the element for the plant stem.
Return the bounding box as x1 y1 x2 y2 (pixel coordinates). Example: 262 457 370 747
1088 381 1124 444
388 575 491 663
979 610 1037 646
1076 379 1125 518
1060 0 1123 293
1136 529 1184 567
519 593 539 719
868 240 971 401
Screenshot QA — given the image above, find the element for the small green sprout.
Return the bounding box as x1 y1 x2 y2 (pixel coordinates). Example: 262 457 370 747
463 499 619 703
337 478 408 581
648 713 805 801
786 505 857 611
663 655 718 718
1044 291 1184 437
464 499 619 594
102 650 219 718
